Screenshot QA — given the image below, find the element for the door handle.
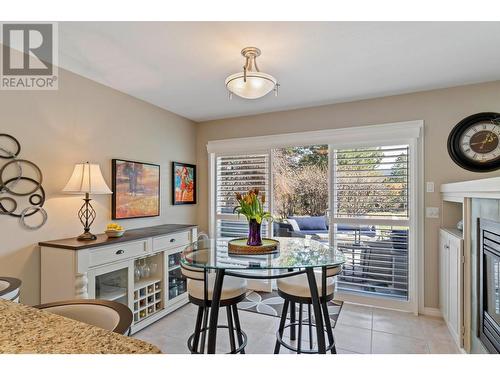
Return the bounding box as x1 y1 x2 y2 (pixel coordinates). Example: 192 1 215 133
116 249 124 255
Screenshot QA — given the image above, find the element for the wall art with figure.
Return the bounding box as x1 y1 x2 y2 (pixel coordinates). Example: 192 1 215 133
112 159 160 219
172 162 196 205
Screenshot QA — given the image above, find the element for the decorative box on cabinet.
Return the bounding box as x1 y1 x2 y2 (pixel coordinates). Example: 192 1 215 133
40 224 197 333
439 228 464 348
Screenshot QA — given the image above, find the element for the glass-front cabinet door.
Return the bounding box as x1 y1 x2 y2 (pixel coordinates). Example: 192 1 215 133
87 253 167 326
87 260 134 309
167 250 187 302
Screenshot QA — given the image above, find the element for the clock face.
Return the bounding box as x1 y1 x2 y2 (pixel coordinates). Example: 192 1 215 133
448 112 500 172
459 122 500 163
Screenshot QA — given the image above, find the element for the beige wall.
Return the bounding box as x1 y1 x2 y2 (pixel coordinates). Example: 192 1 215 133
196 81 500 309
0 68 197 305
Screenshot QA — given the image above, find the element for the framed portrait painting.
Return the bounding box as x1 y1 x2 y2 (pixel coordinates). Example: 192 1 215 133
172 162 196 205
112 159 160 219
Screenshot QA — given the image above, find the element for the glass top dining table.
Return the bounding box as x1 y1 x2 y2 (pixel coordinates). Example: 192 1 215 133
180 237 345 354
181 237 345 272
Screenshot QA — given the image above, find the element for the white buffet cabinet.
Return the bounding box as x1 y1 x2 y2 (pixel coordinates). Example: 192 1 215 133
40 224 197 333
439 228 464 348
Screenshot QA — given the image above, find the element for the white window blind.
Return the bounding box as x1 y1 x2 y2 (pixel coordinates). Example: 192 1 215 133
333 145 410 300
215 153 270 238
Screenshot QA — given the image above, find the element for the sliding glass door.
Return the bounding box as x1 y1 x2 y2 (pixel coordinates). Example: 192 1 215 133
209 125 420 311
330 144 414 310
272 145 330 244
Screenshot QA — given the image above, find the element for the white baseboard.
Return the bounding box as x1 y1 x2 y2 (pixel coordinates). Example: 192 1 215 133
421 307 442 317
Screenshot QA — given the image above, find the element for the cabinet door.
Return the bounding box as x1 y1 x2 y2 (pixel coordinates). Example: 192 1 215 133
166 248 188 305
87 260 134 311
448 235 463 346
439 230 449 320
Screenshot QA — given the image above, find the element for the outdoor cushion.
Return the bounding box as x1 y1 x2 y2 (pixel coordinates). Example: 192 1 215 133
296 229 329 235
285 218 301 232
288 216 327 231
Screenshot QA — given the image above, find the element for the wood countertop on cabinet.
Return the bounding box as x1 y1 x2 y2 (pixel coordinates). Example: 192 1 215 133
38 224 197 250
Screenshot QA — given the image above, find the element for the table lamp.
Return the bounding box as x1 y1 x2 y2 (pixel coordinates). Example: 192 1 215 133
63 162 112 241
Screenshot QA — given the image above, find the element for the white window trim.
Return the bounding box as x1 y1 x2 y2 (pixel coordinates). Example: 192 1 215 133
207 120 424 313
207 120 422 154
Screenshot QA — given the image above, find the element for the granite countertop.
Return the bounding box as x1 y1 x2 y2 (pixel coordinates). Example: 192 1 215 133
39 223 197 250
0 299 161 354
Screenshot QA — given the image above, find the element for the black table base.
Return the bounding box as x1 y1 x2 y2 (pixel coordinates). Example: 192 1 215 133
204 267 333 354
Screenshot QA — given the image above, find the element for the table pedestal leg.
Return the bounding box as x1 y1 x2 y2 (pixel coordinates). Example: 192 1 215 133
207 269 225 354
306 268 326 353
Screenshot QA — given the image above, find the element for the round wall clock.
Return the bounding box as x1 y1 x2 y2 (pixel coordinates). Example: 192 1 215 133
448 112 500 172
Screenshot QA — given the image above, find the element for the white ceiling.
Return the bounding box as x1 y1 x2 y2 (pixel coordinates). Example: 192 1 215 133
58 22 500 122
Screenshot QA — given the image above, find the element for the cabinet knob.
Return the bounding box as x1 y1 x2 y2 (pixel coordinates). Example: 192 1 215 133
170 238 176 243
115 249 124 255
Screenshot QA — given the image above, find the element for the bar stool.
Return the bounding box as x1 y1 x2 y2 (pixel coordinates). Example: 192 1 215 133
274 266 342 354
181 257 248 354
35 299 133 335
0 277 22 302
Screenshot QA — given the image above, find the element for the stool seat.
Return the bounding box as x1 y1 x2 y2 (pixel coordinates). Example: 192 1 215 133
0 277 22 302
277 273 334 298
188 274 247 301
35 299 133 335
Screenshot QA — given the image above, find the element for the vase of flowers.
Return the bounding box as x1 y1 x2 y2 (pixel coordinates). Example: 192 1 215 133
234 189 272 246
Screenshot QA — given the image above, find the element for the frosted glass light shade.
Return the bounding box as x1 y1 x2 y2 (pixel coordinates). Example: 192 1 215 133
63 163 112 194
225 71 277 99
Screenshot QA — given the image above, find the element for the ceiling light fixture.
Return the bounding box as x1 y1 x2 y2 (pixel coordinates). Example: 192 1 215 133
225 47 279 100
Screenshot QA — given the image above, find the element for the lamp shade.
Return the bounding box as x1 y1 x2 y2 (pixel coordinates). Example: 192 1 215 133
63 162 112 194
225 71 277 99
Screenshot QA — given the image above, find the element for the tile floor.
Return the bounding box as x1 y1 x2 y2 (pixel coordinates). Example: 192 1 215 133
133 302 461 354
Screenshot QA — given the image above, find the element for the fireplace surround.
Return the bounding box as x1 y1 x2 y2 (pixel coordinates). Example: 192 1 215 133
478 219 500 354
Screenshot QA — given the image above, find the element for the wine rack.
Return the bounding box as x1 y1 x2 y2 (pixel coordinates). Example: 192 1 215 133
133 278 162 323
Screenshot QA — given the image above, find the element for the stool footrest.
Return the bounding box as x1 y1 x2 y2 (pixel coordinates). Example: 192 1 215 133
276 321 335 354
188 325 247 354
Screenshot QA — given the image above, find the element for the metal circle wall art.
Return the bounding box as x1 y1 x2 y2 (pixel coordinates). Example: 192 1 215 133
0 134 47 229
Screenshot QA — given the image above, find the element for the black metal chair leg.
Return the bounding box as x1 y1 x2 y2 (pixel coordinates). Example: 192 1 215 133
297 303 303 354
226 306 236 353
199 306 209 354
321 300 336 354
306 268 326 353
274 299 290 354
287 268 296 342
207 269 225 354
231 304 245 354
308 304 313 350
191 306 204 353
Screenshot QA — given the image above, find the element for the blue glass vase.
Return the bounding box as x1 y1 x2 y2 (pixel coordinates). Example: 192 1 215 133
247 219 262 246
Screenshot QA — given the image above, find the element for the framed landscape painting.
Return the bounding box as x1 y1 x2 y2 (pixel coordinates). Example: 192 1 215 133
172 162 196 205
112 159 160 219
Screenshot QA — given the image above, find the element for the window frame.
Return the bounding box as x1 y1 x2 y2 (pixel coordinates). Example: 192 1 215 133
207 121 424 313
